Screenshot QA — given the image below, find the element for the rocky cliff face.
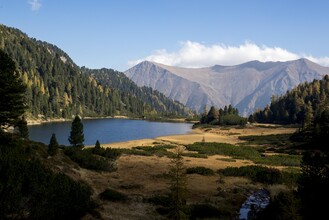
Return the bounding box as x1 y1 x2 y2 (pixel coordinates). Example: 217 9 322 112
124 59 329 115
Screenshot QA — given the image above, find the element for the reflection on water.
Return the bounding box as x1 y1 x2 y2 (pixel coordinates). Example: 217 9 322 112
28 118 192 146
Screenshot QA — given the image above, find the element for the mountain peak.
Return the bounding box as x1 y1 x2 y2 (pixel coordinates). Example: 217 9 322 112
125 59 329 115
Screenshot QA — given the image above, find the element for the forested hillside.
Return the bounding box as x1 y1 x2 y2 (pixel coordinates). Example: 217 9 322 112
82 67 189 117
0 24 189 119
251 75 329 126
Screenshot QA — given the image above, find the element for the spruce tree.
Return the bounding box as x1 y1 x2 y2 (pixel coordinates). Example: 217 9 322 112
17 115 29 139
206 106 219 124
0 50 26 127
68 115 84 147
93 140 101 154
95 140 101 149
48 133 59 156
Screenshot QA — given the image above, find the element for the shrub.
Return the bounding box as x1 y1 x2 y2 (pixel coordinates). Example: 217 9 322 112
220 114 247 126
64 147 116 172
91 146 121 160
147 195 171 207
190 204 221 219
0 133 96 219
218 165 283 184
182 152 208 158
99 188 128 202
186 166 215 176
132 145 175 157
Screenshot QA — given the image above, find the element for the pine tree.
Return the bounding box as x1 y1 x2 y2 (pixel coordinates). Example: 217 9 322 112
206 106 219 124
48 133 59 156
0 50 26 127
95 140 101 149
68 115 84 147
298 152 329 219
168 148 188 220
93 139 101 154
17 115 29 139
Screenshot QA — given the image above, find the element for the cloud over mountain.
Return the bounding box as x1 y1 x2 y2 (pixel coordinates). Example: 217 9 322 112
128 41 329 68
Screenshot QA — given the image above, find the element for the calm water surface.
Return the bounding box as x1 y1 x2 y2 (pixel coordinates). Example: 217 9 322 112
28 118 192 146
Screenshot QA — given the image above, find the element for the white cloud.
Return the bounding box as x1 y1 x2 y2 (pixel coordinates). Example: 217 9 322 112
128 41 329 68
28 0 41 11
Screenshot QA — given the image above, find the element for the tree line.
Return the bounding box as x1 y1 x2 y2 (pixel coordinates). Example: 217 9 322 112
250 75 329 126
199 105 247 126
0 24 190 120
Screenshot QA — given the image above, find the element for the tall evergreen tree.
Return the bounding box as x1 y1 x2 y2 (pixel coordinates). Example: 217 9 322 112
298 152 329 219
17 115 29 139
48 133 59 156
206 106 219 124
0 50 26 127
168 148 188 220
68 115 84 147
95 140 101 150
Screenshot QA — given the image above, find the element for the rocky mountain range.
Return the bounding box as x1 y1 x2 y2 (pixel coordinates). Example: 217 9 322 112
124 59 329 115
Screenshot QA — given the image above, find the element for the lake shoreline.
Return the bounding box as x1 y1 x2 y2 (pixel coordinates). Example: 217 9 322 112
27 115 194 126
97 125 296 149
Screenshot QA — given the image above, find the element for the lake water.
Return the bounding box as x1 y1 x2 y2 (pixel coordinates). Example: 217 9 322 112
28 118 192 146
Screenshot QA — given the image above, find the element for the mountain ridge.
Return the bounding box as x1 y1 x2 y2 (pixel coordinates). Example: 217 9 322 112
124 59 329 115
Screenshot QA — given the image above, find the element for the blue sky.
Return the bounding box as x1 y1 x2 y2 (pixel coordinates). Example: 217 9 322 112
1 0 329 71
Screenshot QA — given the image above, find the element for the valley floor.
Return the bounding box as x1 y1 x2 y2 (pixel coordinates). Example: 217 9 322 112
99 123 296 148
77 124 297 219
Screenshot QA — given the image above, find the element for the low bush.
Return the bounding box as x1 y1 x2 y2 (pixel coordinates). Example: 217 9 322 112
218 166 281 184
64 147 116 172
190 204 221 219
217 158 236 162
147 195 171 207
219 165 300 185
186 142 301 166
132 145 175 157
182 152 208 158
99 188 128 202
186 166 215 176
90 147 121 160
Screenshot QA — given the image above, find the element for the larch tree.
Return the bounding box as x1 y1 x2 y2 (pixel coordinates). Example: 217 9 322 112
68 115 84 147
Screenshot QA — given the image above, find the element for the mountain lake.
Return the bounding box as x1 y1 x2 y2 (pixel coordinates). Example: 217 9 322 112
28 118 192 146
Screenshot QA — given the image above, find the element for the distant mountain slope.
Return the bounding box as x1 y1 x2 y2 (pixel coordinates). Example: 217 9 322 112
0 24 189 118
251 75 329 125
81 67 190 116
125 60 329 115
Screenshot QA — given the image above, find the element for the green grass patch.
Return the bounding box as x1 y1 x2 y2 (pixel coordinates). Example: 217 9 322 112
254 154 301 166
238 134 295 149
186 142 261 159
132 145 175 157
186 142 301 166
186 166 215 176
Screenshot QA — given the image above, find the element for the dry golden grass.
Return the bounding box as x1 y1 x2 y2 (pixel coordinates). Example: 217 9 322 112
74 124 297 219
